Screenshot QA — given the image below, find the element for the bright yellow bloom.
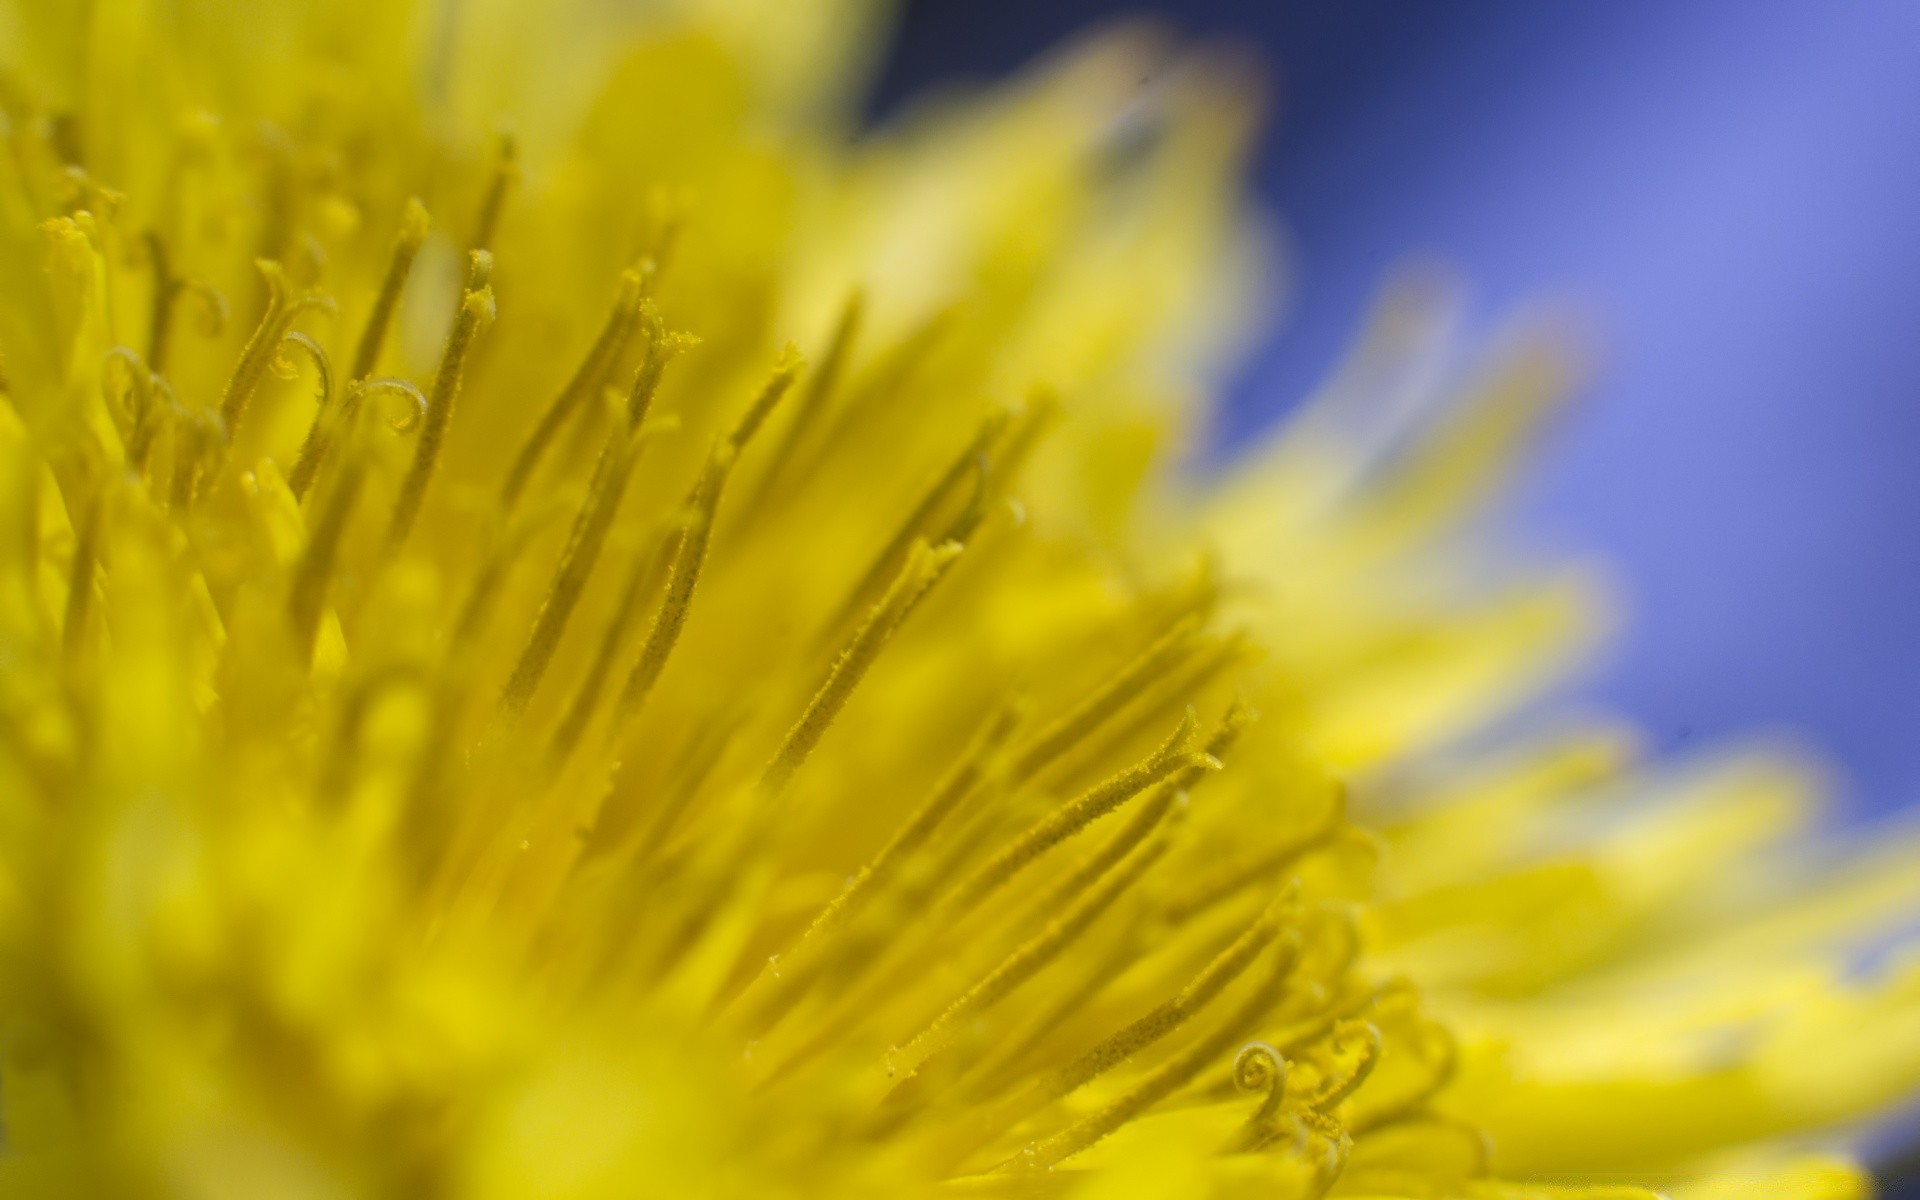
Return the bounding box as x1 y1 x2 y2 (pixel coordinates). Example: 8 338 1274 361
0 3 1913 1198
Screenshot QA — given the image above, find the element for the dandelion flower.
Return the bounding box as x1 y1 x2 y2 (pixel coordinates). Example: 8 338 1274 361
0 3 1914 1198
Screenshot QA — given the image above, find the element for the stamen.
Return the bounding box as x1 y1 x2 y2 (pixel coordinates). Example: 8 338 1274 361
288 379 429 660
166 406 226 511
100 347 159 473
1041 630 1249 787
1161 782 1347 924
1296 1107 1355 1185
349 197 430 382
1224 1041 1287 1152
740 290 862 518
761 537 963 798
615 352 801 722
624 303 698 428
142 230 176 373
384 251 494 551
288 455 363 661
1346 1017 1457 1135
1032 703 1250 920
541 341 794 741
501 267 648 509
498 327 701 715
449 489 579 657
779 305 954 499
1297 1019 1383 1113
1006 937 1299 1171
217 259 335 437
816 410 1008 646
498 419 665 715
807 699 1025 938
731 698 1026 1037
895 832 1172 1078
273 331 333 411
547 515 680 763
1045 891 1289 1100
982 388 1059 493
726 343 805 447
471 133 518 254
944 709 1216 918
278 331 339 499
1007 614 1206 783
61 490 101 662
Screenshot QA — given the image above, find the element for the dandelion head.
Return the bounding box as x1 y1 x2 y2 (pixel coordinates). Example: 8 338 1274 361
0 3 1915 1198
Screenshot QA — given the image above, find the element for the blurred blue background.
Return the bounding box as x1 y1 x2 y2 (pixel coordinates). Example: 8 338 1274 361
874 0 1920 831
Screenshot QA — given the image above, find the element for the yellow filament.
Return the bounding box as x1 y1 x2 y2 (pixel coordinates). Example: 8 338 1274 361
166 406 225 511
1032 705 1250 920
141 230 178 373
287 379 429 660
61 490 101 662
896 833 1172 1078
1346 1017 1458 1135
289 452 365 661
499 421 661 715
818 410 1009 645
806 699 1025 938
728 343 805 448
218 260 335 436
547 517 680 763
1299 1020 1384 1113
1041 630 1249 787
349 197 430 382
1224 1041 1288 1152
449 490 579 657
614 481 716 721
741 290 862 517
1008 939 1299 1172
761 538 963 797
498 329 693 715
471 133 518 253
945 709 1216 918
1297 1107 1355 1187
1161 785 1347 924
981 388 1058 495
781 305 954 497
100 347 161 474
615 352 797 722
624 305 699 428
1043 898 1287 1106
385 252 494 551
141 241 230 374
731 698 1026 1037
501 268 648 508
1007 613 1206 782
274 331 334 411
280 331 339 499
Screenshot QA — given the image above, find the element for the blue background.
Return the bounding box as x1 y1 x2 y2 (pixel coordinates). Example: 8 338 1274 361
874 0 1920 831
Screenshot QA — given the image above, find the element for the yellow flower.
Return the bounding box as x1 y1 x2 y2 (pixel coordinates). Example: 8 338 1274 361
0 3 1913 1198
